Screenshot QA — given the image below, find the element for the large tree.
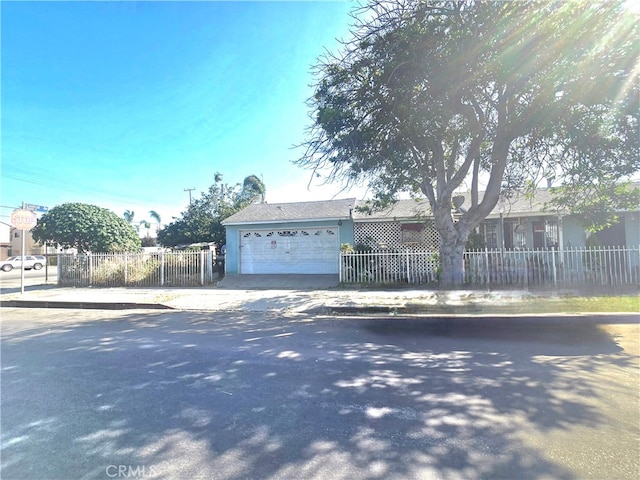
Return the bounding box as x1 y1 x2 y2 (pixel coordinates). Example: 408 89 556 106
298 0 639 285
157 173 264 248
32 203 141 253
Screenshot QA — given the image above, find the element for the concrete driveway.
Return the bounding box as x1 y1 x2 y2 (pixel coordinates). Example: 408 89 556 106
1 308 638 480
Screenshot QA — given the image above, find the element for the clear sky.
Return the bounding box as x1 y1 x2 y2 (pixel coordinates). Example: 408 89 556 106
1 0 363 227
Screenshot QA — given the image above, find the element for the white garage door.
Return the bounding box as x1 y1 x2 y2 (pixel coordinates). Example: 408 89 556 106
240 227 339 274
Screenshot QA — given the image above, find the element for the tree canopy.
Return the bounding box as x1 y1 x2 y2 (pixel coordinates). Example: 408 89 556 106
298 0 639 284
157 173 265 248
32 203 141 253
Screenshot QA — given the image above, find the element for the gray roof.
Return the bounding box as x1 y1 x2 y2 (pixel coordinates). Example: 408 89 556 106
224 183 639 225
222 198 356 225
353 190 558 221
353 199 433 221
353 189 572 221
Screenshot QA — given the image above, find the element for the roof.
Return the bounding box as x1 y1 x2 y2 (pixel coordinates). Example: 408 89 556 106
352 190 559 221
353 199 433 221
356 183 640 221
223 183 639 225
222 198 356 225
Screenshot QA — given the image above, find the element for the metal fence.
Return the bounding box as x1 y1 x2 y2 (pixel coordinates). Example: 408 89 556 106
57 251 216 287
340 246 640 287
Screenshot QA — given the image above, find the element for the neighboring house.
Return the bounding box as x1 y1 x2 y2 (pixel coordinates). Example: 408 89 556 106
222 187 640 276
0 222 11 260
222 198 355 275
7 227 46 257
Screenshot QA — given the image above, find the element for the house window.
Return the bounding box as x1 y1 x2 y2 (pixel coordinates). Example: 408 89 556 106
483 223 498 249
401 223 423 244
514 224 527 249
533 221 559 249
14 232 20 238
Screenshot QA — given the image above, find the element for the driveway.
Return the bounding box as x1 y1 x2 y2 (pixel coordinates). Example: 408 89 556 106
1 308 638 479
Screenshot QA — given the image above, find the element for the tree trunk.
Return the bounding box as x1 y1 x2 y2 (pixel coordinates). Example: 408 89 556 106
439 238 466 287
431 194 470 287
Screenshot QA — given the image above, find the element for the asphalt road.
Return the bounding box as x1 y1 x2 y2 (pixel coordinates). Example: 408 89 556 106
1 309 638 480
0 267 57 291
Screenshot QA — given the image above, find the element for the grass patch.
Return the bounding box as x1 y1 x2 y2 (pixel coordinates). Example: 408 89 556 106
521 296 639 313
412 295 640 315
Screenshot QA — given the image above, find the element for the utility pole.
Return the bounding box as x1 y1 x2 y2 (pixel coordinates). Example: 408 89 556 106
184 187 195 205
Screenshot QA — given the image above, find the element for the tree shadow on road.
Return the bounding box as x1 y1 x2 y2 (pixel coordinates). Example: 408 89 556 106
1 309 638 479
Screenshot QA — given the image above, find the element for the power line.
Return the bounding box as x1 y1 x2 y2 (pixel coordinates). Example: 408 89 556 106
1 167 187 211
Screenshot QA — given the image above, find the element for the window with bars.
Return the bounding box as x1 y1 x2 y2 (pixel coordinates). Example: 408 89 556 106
483 223 498 249
533 220 559 249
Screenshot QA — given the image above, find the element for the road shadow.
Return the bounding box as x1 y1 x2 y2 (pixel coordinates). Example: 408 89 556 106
1 309 638 479
0 283 60 295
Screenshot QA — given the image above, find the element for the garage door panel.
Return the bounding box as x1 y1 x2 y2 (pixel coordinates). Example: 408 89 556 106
240 227 338 274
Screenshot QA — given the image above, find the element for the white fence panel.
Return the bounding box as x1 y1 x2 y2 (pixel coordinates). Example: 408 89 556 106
340 250 439 284
58 252 216 287
340 246 640 287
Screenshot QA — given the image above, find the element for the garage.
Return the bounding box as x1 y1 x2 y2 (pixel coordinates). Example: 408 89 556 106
222 198 355 276
239 227 339 274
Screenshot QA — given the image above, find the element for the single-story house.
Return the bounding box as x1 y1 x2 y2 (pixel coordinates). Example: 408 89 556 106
353 187 640 252
222 187 640 276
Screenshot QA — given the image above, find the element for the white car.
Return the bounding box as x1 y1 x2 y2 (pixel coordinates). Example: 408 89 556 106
0 256 45 272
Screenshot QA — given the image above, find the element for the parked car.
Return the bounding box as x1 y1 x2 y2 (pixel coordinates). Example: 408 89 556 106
0 256 45 272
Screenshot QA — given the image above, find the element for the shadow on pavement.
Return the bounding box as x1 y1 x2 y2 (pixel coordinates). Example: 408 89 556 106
1 309 637 479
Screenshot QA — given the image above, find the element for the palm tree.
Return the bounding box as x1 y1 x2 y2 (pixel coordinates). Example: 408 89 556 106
149 210 162 233
139 220 151 237
123 210 135 224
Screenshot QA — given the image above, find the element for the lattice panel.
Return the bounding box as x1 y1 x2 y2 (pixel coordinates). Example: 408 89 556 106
354 222 440 251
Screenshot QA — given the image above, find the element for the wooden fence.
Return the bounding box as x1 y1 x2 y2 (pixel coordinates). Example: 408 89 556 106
340 246 640 287
57 251 217 287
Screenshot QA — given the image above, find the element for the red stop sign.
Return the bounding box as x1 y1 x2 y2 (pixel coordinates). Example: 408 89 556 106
10 209 37 230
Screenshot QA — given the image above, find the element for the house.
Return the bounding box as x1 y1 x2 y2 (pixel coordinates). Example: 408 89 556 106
221 198 355 275
7 227 46 257
0 222 11 260
222 187 640 276
353 186 640 252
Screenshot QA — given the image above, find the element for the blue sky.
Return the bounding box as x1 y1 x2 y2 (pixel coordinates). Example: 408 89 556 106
1 0 362 227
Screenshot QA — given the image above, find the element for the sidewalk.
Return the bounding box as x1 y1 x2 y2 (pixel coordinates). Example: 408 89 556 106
2 281 638 318
0 284 520 313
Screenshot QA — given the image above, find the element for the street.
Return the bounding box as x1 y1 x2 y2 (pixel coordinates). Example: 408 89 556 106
1 308 639 480
0 267 57 291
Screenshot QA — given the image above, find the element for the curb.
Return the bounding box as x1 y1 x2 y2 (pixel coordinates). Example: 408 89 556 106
0 300 174 310
324 310 640 333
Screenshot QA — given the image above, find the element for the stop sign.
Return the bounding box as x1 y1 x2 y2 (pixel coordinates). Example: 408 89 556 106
10 209 37 231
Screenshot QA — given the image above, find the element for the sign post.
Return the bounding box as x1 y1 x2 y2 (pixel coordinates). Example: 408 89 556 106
10 204 38 294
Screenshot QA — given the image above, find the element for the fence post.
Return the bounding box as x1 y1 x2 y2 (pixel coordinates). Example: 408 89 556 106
551 248 557 285
88 253 93 286
405 250 410 283
160 252 165 286
200 250 205 286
